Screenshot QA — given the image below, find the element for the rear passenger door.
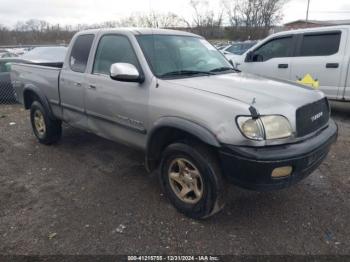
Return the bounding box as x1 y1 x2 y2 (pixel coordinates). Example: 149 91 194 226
240 35 296 80
290 30 347 99
60 34 94 128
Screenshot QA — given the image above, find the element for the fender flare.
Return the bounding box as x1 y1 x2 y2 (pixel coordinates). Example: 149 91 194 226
145 116 221 171
23 85 55 119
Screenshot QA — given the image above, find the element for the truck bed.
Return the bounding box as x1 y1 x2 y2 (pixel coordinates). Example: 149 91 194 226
11 63 61 109
27 62 64 68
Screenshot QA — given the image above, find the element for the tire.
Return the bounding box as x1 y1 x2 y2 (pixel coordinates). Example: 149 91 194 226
30 101 62 145
159 142 226 219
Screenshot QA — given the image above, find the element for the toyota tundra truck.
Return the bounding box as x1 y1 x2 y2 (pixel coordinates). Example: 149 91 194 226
11 28 338 219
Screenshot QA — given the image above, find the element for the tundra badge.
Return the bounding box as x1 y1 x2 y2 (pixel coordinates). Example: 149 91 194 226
311 112 323 122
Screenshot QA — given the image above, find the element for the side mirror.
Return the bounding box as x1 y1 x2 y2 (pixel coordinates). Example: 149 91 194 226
110 63 143 83
245 52 264 62
253 53 264 62
245 51 253 62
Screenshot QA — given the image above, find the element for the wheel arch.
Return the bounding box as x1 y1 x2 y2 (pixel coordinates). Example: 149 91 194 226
145 117 221 172
23 85 54 119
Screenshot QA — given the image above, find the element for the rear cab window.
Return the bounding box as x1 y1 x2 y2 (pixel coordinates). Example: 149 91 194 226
69 34 95 73
298 32 341 56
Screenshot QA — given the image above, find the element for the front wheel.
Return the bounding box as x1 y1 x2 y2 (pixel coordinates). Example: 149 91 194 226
159 142 226 219
30 101 62 145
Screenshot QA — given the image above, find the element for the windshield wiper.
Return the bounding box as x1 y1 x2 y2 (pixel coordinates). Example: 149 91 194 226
210 67 236 73
161 70 216 77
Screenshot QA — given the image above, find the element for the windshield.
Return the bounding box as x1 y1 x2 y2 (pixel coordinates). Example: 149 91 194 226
137 35 233 78
21 46 67 62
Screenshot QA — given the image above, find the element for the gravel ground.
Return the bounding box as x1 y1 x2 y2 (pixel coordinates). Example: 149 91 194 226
0 102 349 255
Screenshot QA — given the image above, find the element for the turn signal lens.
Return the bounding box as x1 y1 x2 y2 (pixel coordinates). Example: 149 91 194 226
271 166 293 178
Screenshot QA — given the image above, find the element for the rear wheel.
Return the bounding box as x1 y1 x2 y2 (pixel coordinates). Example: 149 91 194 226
159 142 226 219
30 101 62 145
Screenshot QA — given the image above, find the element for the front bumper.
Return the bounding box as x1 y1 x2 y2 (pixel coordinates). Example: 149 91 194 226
219 120 338 191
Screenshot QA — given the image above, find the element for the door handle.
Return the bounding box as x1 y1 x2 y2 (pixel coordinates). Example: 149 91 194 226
74 82 82 87
326 63 339 68
278 64 288 69
88 85 96 89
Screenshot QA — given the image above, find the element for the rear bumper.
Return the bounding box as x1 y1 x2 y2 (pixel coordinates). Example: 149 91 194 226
219 120 338 191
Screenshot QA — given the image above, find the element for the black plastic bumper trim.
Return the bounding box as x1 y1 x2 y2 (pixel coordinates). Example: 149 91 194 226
219 120 338 191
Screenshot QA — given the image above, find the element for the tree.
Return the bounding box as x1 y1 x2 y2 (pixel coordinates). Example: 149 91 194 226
223 0 286 40
190 0 224 28
0 24 8 32
188 0 224 38
260 0 284 28
224 0 285 29
117 12 187 28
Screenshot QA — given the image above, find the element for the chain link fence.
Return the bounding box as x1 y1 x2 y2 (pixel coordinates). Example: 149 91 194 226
0 74 18 104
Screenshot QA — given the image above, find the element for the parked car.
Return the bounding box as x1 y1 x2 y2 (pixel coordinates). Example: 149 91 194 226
20 46 67 65
222 41 258 55
0 58 27 103
215 43 231 51
221 41 258 67
1 46 67 104
0 49 18 58
7 48 28 56
237 26 350 101
12 28 337 219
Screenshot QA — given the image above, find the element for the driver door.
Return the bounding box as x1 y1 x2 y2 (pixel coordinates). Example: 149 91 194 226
84 34 149 148
240 35 296 81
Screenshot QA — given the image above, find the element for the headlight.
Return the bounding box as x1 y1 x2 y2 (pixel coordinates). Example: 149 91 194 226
260 115 292 140
237 115 292 140
237 117 264 140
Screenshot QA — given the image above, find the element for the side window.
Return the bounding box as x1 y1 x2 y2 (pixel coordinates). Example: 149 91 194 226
299 32 341 56
253 37 293 62
93 35 139 75
70 34 94 73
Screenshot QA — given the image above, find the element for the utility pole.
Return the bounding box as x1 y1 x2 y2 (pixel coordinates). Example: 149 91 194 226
306 0 310 23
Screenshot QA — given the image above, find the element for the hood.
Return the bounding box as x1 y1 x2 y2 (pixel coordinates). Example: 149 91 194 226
164 72 324 113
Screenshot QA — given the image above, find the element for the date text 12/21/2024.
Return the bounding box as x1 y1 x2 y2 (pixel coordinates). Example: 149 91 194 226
127 255 220 261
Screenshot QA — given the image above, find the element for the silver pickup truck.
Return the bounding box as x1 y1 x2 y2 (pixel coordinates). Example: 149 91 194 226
11 28 337 219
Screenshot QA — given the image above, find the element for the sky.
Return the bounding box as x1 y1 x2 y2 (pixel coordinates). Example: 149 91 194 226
0 0 349 28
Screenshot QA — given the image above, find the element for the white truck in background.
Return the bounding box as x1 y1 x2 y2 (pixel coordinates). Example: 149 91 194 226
236 26 350 102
